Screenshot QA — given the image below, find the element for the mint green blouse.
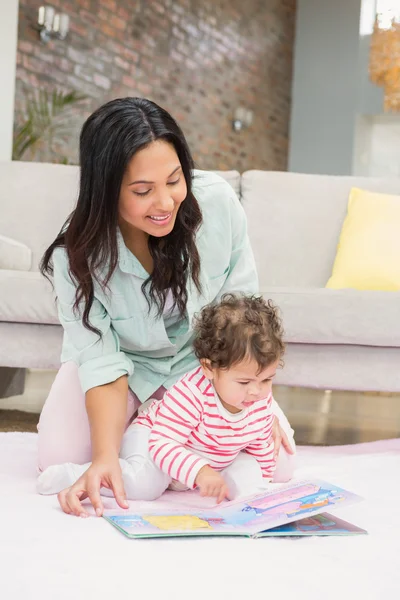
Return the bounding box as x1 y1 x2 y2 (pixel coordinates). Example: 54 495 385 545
53 170 258 402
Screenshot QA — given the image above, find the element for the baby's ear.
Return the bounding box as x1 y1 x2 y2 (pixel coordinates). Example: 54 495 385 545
200 359 214 380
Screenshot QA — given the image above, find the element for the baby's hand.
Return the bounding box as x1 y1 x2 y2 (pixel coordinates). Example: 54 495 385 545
195 465 229 504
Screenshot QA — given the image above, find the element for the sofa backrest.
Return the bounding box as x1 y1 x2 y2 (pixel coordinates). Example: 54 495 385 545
4 160 400 287
0 161 79 271
242 170 400 288
0 161 240 272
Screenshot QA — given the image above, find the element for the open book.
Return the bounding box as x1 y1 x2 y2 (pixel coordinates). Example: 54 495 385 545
103 479 367 539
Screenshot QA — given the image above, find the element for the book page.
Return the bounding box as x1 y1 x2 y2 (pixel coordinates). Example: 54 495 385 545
217 479 363 535
103 479 363 538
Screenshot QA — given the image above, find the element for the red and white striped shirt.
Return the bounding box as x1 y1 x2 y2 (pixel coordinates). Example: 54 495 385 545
133 366 276 489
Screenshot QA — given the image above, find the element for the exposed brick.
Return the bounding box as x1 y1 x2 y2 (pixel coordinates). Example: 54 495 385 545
54 57 72 72
19 40 33 53
74 64 93 82
172 3 185 16
137 81 152 96
114 56 130 71
79 10 99 28
22 55 47 73
99 22 116 37
87 57 105 72
125 50 140 66
66 74 98 97
100 0 117 10
67 47 87 65
33 49 55 64
92 47 113 63
98 9 110 22
139 57 154 73
15 0 296 170
153 2 166 14
170 49 184 63
49 68 72 86
69 21 87 37
110 15 126 31
16 67 39 88
118 6 131 21
108 42 139 64
172 26 185 41
122 74 137 88
93 73 111 90
185 58 196 70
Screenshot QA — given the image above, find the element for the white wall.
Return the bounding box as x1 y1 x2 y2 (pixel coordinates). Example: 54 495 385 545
0 0 19 161
288 0 363 175
351 0 400 178
353 115 400 177
357 0 384 115
288 0 386 176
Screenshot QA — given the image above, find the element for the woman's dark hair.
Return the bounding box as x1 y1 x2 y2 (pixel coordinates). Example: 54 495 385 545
193 294 285 371
40 97 202 334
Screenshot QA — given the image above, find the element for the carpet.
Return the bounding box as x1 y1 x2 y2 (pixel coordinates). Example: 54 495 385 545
1 433 399 600
0 409 38 432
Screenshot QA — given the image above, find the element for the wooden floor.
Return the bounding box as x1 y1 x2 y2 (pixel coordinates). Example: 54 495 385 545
274 386 400 445
1 370 399 445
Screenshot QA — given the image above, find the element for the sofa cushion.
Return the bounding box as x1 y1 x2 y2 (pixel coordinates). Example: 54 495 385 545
0 235 32 271
0 161 80 272
261 287 400 347
0 270 58 324
0 162 240 274
0 322 62 369
242 170 400 288
326 188 400 291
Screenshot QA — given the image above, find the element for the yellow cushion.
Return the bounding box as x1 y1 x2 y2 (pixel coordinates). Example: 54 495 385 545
326 187 400 291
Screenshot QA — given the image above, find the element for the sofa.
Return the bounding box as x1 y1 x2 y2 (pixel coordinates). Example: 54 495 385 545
1 160 400 398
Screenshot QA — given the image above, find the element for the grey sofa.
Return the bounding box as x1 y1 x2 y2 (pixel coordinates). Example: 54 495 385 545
0 160 399 397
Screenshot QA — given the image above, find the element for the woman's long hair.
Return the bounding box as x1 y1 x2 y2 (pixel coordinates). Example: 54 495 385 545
40 97 202 334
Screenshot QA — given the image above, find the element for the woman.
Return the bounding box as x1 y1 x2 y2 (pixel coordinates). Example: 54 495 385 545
39 97 295 517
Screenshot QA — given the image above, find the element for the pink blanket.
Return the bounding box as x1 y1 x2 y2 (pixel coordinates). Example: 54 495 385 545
1 433 399 600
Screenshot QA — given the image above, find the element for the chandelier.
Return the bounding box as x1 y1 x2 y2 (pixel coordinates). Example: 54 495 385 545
369 6 400 112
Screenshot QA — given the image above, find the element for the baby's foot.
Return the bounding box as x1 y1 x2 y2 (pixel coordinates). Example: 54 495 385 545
37 463 78 495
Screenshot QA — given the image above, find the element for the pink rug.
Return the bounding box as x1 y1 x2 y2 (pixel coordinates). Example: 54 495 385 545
1 433 399 600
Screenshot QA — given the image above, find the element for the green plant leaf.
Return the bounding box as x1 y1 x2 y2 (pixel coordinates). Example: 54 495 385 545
12 88 87 161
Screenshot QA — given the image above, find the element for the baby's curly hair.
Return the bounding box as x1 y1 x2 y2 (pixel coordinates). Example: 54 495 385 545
193 293 285 372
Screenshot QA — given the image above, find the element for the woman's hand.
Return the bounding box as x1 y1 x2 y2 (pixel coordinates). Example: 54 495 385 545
195 465 230 504
57 455 129 518
59 375 130 517
272 416 295 460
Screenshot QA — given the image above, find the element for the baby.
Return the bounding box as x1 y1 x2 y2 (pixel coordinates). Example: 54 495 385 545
38 294 295 503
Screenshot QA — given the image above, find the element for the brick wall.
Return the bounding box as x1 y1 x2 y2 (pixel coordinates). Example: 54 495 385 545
15 0 296 171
